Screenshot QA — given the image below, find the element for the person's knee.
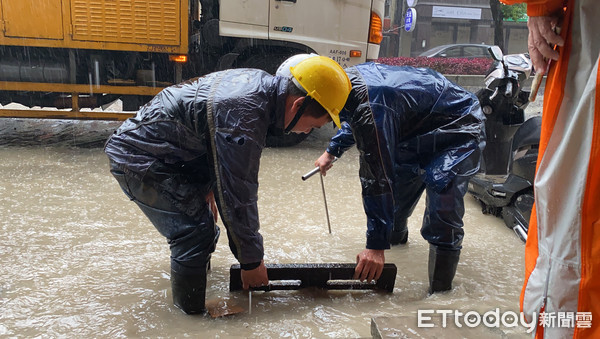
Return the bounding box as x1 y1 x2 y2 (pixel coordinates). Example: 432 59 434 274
420 224 463 249
169 222 220 268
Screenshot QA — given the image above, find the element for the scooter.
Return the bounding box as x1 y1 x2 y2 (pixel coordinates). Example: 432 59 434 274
468 46 541 243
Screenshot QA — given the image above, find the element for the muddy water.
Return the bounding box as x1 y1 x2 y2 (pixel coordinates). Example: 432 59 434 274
0 122 529 338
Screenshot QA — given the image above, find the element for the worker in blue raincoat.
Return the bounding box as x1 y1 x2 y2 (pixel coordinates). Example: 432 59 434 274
104 56 352 314
280 57 485 293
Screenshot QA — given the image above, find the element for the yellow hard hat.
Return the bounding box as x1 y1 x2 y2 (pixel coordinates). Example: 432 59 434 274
289 56 351 129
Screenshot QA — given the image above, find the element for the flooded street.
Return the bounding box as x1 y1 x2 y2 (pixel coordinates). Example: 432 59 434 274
0 121 529 338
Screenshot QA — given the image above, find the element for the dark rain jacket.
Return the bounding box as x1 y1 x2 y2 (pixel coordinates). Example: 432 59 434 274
327 62 485 250
105 69 289 266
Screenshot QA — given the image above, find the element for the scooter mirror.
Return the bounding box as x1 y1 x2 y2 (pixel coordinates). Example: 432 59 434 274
488 46 503 61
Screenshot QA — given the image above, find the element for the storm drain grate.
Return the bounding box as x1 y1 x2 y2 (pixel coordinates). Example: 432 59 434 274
229 263 397 292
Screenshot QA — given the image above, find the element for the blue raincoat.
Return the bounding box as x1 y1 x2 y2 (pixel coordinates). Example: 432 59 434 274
327 63 485 250
105 69 289 268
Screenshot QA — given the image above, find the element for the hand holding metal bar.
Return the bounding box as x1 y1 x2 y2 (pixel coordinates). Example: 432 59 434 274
529 59 551 102
529 26 561 102
302 157 338 233
302 157 337 181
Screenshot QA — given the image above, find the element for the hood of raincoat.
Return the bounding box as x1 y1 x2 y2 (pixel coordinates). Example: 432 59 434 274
105 68 289 265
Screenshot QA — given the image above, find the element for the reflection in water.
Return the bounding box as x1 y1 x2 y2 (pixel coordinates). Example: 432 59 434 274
0 123 528 338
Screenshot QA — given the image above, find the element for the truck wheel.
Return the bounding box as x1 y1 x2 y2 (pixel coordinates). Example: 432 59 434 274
239 52 291 74
240 51 313 147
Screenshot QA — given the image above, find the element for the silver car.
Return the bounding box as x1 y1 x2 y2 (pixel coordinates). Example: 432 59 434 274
419 44 493 58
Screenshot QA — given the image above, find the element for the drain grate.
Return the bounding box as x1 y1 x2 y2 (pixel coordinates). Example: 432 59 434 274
229 263 397 292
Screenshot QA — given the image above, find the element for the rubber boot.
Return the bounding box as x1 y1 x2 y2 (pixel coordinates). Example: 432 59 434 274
428 244 460 294
389 220 408 245
171 263 208 315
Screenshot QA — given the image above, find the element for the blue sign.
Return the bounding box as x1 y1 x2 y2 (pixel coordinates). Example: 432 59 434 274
405 8 417 32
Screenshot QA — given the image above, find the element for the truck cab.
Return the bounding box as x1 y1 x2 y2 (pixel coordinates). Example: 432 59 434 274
207 0 384 72
0 0 384 145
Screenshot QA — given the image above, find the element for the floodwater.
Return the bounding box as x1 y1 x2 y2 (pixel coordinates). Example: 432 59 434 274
0 120 530 338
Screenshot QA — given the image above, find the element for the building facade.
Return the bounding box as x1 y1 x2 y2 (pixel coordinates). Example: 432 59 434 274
380 0 528 57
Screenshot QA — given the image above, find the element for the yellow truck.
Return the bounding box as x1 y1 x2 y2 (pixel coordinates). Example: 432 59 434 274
0 0 384 113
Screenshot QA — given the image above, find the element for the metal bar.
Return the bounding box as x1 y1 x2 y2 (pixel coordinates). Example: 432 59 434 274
301 157 337 181
319 173 332 234
0 109 134 121
230 263 397 292
302 167 321 181
247 280 302 292
0 81 164 96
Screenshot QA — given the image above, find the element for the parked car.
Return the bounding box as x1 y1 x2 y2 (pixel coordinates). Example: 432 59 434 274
419 44 493 58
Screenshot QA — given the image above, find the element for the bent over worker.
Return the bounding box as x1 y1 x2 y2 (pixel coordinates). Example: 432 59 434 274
279 57 485 293
324 62 484 293
498 0 600 338
104 56 351 314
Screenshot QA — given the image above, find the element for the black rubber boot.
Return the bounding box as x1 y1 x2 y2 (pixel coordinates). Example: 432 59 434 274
428 244 460 294
389 220 408 245
171 263 208 315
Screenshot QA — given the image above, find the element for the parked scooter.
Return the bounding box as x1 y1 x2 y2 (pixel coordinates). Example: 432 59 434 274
468 46 541 243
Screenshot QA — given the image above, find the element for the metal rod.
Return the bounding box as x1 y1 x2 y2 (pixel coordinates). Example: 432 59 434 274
248 291 252 315
301 157 337 181
249 280 302 292
320 173 332 234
